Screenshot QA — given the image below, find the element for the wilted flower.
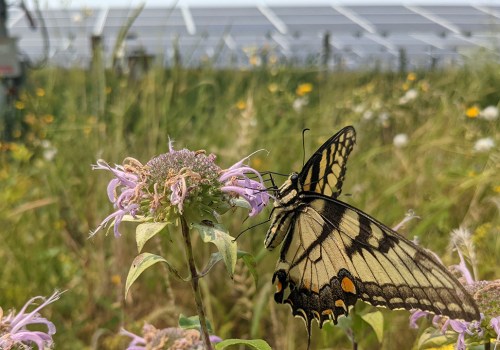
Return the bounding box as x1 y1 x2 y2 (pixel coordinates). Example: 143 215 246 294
473 137 495 152
0 291 62 350
121 324 222 350
393 133 409 148
480 105 499 121
92 142 269 237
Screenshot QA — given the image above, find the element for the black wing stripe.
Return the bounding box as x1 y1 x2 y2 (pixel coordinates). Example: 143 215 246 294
332 205 461 313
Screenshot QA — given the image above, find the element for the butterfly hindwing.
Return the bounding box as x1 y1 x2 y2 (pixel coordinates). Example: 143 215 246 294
272 195 479 331
299 126 356 199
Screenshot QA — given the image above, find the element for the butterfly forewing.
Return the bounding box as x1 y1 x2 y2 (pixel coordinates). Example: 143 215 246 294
299 126 356 199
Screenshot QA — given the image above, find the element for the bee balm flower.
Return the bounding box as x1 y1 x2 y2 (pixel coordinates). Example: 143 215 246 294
92 142 269 237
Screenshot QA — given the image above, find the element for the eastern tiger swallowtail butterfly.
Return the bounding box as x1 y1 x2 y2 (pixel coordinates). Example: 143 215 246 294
265 125 480 346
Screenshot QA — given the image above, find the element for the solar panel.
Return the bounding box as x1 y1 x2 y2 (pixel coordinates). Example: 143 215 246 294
5 4 499 69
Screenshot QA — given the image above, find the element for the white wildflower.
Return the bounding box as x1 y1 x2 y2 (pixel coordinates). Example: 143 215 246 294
473 137 495 152
480 106 499 121
393 133 409 148
398 89 418 105
362 110 374 121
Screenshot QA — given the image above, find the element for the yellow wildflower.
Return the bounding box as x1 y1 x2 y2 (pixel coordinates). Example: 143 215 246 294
14 101 25 110
43 114 54 124
407 72 417 81
252 157 263 169
474 223 492 242
111 274 122 286
35 88 46 97
467 170 477 177
249 55 261 66
426 345 454 350
466 106 480 118
296 83 313 96
23 113 37 125
105 86 112 94
236 100 247 110
268 83 278 93
419 81 430 92
493 185 500 193
402 82 410 91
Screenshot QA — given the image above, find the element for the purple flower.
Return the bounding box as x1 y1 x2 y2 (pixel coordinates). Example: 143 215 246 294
120 328 146 350
449 247 475 285
409 309 428 329
219 154 270 217
91 159 144 237
0 291 62 350
121 323 222 349
93 144 270 238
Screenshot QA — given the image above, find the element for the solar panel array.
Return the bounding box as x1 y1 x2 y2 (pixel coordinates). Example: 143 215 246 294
6 4 500 69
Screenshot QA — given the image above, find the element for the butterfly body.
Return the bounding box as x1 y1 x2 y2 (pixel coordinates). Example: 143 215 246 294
265 126 480 339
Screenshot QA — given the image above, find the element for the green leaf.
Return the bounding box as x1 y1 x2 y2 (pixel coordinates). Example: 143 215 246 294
178 314 213 334
238 251 258 286
136 221 169 253
360 310 384 343
125 253 186 299
215 339 272 350
192 222 237 278
200 251 258 285
417 327 456 349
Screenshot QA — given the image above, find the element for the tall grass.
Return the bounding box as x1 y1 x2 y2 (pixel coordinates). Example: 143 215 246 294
0 60 498 349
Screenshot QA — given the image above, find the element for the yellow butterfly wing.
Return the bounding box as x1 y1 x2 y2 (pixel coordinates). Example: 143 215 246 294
272 196 480 331
299 126 356 198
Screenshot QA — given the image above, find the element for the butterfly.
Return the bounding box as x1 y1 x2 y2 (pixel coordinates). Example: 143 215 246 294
265 125 480 346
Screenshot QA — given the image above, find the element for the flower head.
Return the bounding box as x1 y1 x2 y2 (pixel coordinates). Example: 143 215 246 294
480 105 499 121
393 133 409 148
466 106 480 118
0 291 62 350
121 323 222 350
92 142 269 237
473 137 495 152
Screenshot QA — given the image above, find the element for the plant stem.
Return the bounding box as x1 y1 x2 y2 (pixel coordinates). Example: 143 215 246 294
180 215 213 350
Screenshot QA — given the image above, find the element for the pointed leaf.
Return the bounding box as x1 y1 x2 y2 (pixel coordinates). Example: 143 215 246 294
136 221 169 253
360 310 384 343
125 253 185 298
215 339 272 350
192 222 237 278
178 314 213 334
238 251 258 286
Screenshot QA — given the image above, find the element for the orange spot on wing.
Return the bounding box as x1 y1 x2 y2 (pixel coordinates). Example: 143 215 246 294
276 281 282 292
335 299 347 311
341 277 357 294
322 309 333 315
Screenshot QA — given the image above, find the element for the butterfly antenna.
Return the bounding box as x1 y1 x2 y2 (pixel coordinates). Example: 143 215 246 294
302 128 310 167
232 218 271 242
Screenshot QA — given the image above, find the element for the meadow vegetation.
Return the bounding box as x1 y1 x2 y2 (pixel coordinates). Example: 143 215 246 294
0 57 498 349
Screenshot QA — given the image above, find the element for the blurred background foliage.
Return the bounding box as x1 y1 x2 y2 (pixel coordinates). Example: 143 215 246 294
0 57 499 349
